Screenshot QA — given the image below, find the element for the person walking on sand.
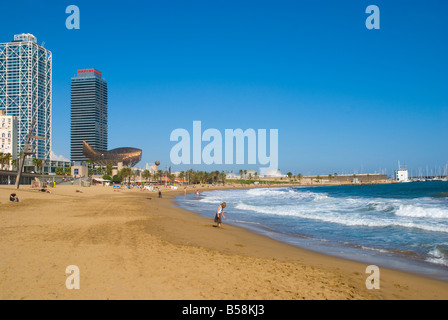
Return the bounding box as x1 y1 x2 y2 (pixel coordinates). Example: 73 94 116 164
214 202 227 228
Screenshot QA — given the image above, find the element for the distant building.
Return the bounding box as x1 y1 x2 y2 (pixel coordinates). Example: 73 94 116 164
395 168 409 182
0 110 18 169
71 165 88 178
226 172 241 179
0 33 52 160
22 158 73 175
71 68 108 161
262 169 286 178
145 162 159 173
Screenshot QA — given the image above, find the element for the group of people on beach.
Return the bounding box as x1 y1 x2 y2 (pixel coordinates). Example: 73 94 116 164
8 188 229 228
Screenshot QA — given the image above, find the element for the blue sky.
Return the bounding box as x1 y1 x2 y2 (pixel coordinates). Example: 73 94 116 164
1 0 447 175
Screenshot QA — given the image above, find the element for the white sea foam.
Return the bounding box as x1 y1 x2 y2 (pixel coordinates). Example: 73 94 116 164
425 258 448 267
245 188 293 197
245 188 328 201
198 197 223 204
197 187 448 233
395 204 448 219
426 247 448 267
234 202 448 233
359 246 391 254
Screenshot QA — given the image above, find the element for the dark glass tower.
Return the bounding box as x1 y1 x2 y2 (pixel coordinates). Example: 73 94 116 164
70 69 107 162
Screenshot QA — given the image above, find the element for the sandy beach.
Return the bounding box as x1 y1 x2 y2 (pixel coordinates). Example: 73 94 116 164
1 183 447 300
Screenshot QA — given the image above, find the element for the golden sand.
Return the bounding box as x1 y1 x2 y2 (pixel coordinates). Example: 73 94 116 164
1 184 447 300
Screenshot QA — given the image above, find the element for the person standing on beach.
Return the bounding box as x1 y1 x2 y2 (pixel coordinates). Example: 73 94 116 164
214 202 227 228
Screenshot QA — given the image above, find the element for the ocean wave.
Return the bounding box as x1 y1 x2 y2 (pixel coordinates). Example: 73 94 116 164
234 202 448 234
198 197 223 204
198 188 330 205
363 201 396 212
426 246 448 267
195 188 448 233
395 204 448 219
245 188 329 201
425 257 448 267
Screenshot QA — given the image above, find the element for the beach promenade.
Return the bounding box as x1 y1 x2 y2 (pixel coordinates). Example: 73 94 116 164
1 184 447 300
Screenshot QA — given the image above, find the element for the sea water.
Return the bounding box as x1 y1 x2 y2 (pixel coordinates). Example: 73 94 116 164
176 181 448 280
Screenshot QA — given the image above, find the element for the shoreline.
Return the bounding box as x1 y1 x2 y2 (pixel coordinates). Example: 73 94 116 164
1 184 448 299
163 186 448 299
175 184 448 283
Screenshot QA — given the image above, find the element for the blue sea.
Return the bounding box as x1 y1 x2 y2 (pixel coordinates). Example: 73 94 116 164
176 181 448 281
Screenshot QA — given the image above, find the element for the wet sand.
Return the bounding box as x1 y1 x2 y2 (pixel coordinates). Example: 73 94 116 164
1 184 447 300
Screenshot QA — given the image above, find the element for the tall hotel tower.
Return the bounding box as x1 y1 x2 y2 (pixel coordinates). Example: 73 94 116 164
0 33 52 160
71 69 108 162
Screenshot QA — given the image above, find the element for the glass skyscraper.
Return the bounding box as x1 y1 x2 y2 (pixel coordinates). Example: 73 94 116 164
71 69 108 162
0 33 52 160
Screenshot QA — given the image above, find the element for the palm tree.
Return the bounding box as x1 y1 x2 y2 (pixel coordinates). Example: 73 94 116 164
120 167 132 184
142 169 151 182
106 163 113 176
186 169 195 185
11 158 17 171
244 170 247 179
196 171 204 184
37 159 43 174
178 171 185 185
239 169 243 179
287 172 292 179
2 153 12 170
219 171 226 184
32 158 40 173
157 169 163 184
131 171 136 184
